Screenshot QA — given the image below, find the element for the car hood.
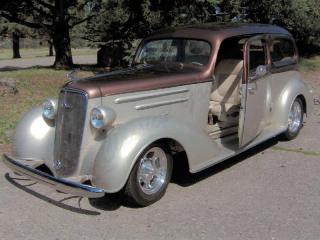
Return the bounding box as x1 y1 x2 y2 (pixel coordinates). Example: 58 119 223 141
66 64 212 98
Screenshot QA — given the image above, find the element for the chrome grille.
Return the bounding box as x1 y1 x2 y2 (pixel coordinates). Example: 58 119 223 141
54 89 87 177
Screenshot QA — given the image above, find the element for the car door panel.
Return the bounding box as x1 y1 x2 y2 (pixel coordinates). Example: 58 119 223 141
239 35 270 147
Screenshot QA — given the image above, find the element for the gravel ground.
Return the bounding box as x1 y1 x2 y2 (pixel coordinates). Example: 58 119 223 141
0 69 319 240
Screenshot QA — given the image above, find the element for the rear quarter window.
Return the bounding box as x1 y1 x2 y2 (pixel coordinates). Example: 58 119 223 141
184 40 211 66
271 38 296 68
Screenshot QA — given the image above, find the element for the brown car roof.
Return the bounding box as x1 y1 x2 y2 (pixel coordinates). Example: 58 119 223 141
145 23 291 43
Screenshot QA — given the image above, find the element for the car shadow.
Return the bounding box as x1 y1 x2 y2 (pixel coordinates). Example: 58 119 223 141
88 193 142 211
171 137 279 187
5 172 137 212
5 173 102 215
4 137 279 212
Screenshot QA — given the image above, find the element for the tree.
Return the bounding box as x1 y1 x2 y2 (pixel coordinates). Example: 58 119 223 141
154 0 218 27
220 0 320 54
84 0 218 67
0 18 28 59
11 31 22 58
0 0 96 68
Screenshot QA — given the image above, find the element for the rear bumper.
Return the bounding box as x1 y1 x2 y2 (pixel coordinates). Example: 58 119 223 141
2 154 105 198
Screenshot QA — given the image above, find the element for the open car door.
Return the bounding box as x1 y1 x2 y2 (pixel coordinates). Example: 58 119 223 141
239 35 269 147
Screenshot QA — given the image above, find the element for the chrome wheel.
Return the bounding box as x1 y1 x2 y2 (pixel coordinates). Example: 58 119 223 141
137 147 168 195
282 98 304 141
124 143 172 206
288 100 303 133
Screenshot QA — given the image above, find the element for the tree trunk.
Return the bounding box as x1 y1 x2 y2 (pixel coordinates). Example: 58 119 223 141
52 0 73 68
48 40 54 56
52 25 73 68
12 32 21 59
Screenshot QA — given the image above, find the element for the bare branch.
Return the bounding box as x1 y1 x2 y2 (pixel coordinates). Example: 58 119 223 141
0 11 51 29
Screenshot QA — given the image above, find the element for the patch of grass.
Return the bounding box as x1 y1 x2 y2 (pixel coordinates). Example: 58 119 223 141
0 68 93 143
272 146 320 156
299 56 320 71
0 48 97 60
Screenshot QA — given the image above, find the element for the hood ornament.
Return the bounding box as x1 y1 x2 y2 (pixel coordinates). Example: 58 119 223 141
67 68 80 82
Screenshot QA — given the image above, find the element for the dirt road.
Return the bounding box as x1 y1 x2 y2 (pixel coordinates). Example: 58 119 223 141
0 55 96 69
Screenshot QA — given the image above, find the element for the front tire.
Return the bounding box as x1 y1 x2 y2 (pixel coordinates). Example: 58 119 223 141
124 143 173 206
282 98 304 140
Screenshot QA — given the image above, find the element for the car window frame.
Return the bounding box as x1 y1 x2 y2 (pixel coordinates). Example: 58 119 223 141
244 34 270 83
248 38 268 79
133 37 213 67
269 34 298 72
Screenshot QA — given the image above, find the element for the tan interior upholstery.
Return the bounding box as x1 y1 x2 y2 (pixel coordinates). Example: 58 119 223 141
209 59 243 122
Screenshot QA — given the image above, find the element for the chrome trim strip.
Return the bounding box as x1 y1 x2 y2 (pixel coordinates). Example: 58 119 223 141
2 154 105 198
135 98 189 110
114 88 189 104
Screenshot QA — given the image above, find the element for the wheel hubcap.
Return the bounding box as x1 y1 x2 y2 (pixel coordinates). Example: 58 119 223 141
137 147 168 195
288 100 302 133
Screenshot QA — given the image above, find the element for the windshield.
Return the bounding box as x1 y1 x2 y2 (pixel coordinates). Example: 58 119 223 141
134 38 211 66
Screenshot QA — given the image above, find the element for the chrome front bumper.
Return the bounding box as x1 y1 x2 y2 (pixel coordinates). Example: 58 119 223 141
2 154 105 198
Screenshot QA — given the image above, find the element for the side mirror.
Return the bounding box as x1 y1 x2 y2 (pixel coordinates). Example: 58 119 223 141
256 65 268 78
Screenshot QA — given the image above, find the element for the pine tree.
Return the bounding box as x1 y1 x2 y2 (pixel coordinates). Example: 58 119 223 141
220 0 320 54
84 0 218 67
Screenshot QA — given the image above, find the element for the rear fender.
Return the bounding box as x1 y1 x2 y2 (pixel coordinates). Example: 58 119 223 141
272 78 313 128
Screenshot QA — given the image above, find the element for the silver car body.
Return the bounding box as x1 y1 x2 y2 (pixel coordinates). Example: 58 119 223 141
4 23 313 196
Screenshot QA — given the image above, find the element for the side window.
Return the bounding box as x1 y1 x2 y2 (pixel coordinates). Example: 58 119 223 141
138 39 178 63
184 40 211 65
271 38 296 67
249 39 267 77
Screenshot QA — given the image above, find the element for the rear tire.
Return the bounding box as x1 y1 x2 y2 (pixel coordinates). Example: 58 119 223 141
124 143 173 206
281 98 304 140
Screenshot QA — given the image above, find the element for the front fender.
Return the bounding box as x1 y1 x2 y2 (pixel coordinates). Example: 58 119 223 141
273 78 313 128
92 116 217 193
12 107 55 171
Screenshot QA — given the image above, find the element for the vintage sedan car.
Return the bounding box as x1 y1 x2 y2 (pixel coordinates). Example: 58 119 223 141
3 23 313 206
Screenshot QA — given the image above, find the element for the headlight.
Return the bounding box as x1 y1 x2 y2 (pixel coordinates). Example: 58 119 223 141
42 99 57 120
90 107 116 129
